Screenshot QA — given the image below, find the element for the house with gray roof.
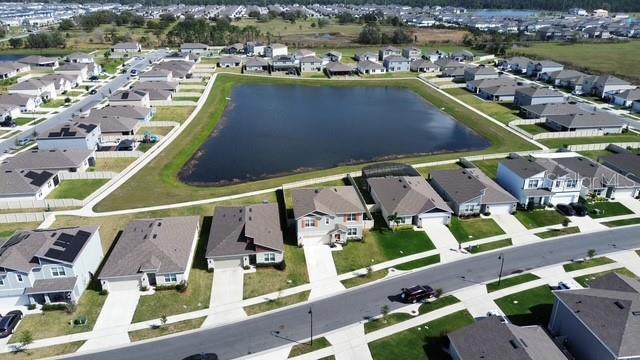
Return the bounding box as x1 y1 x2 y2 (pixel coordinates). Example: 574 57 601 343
464 65 498 82
0 61 30 80
496 156 582 206
109 89 150 108
551 156 639 199
498 56 532 74
37 121 101 151
324 51 342 63
0 169 60 202
0 226 102 306
429 168 517 216
99 216 200 292
401 47 422 61
601 152 640 184
112 42 142 54
410 59 438 73
549 273 640 360
546 112 627 134
526 60 564 79
448 316 567 360
271 55 298 73
354 52 378 62
139 69 173 82
79 113 140 135
153 60 195 79
299 56 325 73
181 43 210 55
466 76 516 93
206 203 284 270
583 74 636 99
293 49 316 60
452 50 475 62
514 87 565 107
55 63 89 81
66 52 94 64
91 105 152 122
378 46 401 61
9 78 58 100
218 55 242 68
479 84 526 102
18 55 59 69
0 149 95 173
292 187 366 246
0 93 41 112
0 103 20 120
367 176 452 228
520 102 584 119
540 69 589 92
611 89 640 108
325 62 356 77
382 55 410 72
357 60 385 75
244 57 269 72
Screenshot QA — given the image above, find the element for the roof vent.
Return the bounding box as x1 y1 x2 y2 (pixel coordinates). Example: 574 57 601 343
614 301 625 309
509 340 519 349
632 311 640 316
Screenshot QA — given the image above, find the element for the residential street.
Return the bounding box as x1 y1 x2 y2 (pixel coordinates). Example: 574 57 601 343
68 225 640 360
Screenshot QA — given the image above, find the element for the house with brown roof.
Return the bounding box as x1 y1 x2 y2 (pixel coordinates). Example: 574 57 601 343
99 216 200 292
206 203 284 269
292 187 366 246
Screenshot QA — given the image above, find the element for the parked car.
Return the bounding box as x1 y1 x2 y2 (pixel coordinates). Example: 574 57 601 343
486 310 509 323
0 310 23 338
16 138 30 146
569 203 587 217
130 69 138 76
556 204 576 216
0 119 16 127
89 75 99 81
400 285 435 303
89 89 97 95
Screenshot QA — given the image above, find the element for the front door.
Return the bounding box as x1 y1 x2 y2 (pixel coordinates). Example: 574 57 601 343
147 273 156 286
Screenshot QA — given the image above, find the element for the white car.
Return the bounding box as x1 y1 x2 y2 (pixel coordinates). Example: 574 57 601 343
486 310 509 323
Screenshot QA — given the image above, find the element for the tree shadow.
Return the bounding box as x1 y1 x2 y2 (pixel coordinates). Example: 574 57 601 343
507 304 553 327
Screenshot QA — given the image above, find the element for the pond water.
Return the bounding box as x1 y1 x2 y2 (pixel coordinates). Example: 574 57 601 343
0 54 25 62
179 83 490 185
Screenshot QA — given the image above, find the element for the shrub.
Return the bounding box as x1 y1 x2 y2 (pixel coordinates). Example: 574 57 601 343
435 288 443 298
140 285 149 291
483 212 491 216
64 97 71 103
42 303 67 311
175 280 188 293
99 289 109 296
64 303 77 314
154 284 174 291
276 261 286 271
562 218 570 227
26 304 36 310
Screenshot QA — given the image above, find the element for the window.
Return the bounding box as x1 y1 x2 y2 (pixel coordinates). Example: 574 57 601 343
346 213 357 222
164 274 177 283
265 253 276 262
303 219 316 228
566 180 578 188
527 179 539 188
51 266 66 277
554 180 563 188
0 276 4 286
347 228 358 236
463 204 476 212
16 274 23 282
325 217 330 225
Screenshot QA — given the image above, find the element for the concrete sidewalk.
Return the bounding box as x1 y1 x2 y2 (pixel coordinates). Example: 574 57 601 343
493 214 540 245
453 285 502 318
325 324 372 360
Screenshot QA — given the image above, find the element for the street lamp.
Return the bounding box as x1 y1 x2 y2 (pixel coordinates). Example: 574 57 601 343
308 307 313 346
497 253 505 287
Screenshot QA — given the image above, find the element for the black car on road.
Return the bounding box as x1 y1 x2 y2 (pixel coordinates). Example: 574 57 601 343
556 204 576 217
570 203 587 217
89 89 98 95
0 310 23 338
400 285 435 303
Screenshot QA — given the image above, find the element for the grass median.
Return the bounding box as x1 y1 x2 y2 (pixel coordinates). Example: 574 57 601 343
95 74 538 212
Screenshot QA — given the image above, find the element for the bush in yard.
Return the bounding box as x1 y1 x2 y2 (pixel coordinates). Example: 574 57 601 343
276 261 286 271
160 314 168 327
526 202 535 211
435 288 443 298
562 218 570 227
176 280 188 293
65 303 77 314
99 289 109 296
154 284 174 291
16 330 33 352
587 249 596 259
42 303 67 311
64 97 71 103
26 304 36 310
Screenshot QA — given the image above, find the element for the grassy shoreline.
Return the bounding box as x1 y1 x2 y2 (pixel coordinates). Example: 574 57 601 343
95 74 538 212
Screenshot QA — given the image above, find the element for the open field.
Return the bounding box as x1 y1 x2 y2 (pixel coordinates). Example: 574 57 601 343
96 74 537 212
508 41 640 83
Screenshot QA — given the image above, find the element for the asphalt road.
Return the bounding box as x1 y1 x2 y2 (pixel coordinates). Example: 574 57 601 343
0 50 167 154
69 225 640 360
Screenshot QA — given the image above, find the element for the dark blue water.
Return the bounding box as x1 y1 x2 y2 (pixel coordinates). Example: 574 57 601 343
180 84 489 185
0 55 24 61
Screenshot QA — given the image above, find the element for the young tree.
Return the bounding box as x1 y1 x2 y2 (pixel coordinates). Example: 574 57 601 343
380 305 390 323
387 213 399 231
160 314 168 327
587 249 596 260
18 330 33 351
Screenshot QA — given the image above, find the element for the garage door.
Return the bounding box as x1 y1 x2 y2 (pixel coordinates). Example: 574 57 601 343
215 259 243 269
486 203 513 215
302 235 329 246
613 188 636 199
550 195 577 205
418 213 449 226
107 279 140 292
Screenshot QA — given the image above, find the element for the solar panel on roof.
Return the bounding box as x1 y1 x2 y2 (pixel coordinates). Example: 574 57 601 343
43 230 91 263
23 170 54 187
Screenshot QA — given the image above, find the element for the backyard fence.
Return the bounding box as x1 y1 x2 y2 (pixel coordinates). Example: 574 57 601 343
59 171 116 180
151 100 197 106
0 212 46 224
567 142 640 151
95 151 143 158
534 129 605 140
0 198 83 211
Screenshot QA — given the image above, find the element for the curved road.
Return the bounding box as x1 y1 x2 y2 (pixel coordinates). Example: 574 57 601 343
69 226 640 360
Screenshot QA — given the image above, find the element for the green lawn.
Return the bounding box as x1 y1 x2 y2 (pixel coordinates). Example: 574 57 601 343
494 285 555 326
2 341 85 360
508 41 640 83
173 97 200 102
444 88 521 124
341 269 388 288
514 210 567 229
585 201 633 218
0 222 42 238
333 228 435 274
289 337 331 357
97 57 124 74
368 310 474 359
364 295 460 334
153 106 195 123
563 257 615 272
243 290 310 315
467 238 512 253
574 268 638 287
93 158 135 172
95 74 537 212
471 159 501 179
603 218 640 227
13 117 34 126
394 254 440 271
9 290 106 342
518 123 550 135
486 273 540 293
540 133 640 148
536 226 580 239
128 317 205 342
47 179 108 200
132 220 212 323
41 99 67 108
415 162 461 178
448 217 505 242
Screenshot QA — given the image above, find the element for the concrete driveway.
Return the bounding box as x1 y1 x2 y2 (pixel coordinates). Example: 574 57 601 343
203 267 246 327
492 214 539 245
79 288 141 351
422 224 466 262
304 245 344 299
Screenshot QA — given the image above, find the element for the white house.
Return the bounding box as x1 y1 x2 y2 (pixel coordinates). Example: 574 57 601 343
9 78 57 100
582 75 637 99
0 94 41 112
264 43 288 58
139 69 173 82
55 63 89 81
37 122 102 151
180 43 210 55
0 169 60 202
357 60 386 75
299 56 325 73
112 42 142 54
0 103 21 120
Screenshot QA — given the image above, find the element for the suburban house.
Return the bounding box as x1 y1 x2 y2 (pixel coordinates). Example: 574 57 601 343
206 203 284 270
540 69 589 91
551 156 639 199
153 60 195 79
514 87 565 107
325 62 356 77
218 55 242 68
545 112 627 133
548 273 640 360
401 47 422 60
139 69 173 82
244 57 269 72
429 168 518 215
0 61 30 79
180 43 210 55
109 89 151 108
601 151 640 183
0 93 41 112
244 42 265 56
264 43 288 58
357 60 386 75
378 46 401 61
80 113 140 136
410 59 438 73
293 49 316 60
479 84 524 102
526 60 564 78
448 316 566 360
98 216 200 292
40 74 73 94
299 56 325 73
66 52 94 64
18 55 59 69
452 50 475 62
383 56 411 72
9 78 57 100
520 102 584 119
131 81 179 101
498 56 531 73
0 104 20 120
423 50 447 62
112 42 142 53
0 169 60 201
354 52 378 62
324 50 342 63
165 52 199 63
496 156 582 206
367 176 452 227
37 122 102 151
582 74 636 98
465 76 516 93
90 105 152 122
292 187 366 246
463 66 498 82
55 63 89 81
435 58 465 72
271 55 298 73
611 89 640 107
0 149 95 173
0 226 103 306
222 43 244 55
